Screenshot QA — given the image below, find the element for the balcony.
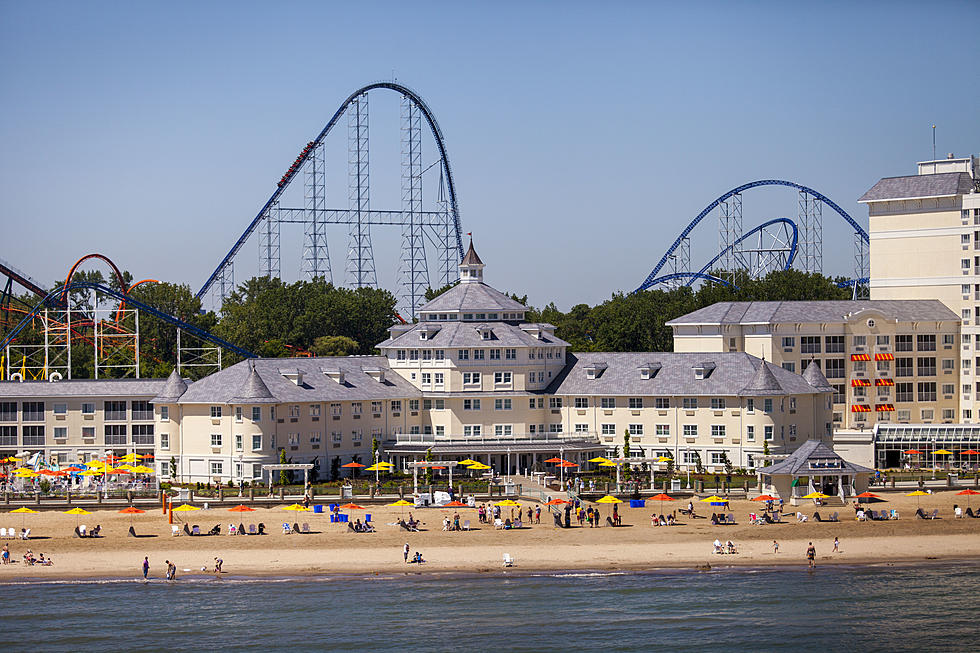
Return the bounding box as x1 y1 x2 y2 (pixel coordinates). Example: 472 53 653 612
392 431 598 445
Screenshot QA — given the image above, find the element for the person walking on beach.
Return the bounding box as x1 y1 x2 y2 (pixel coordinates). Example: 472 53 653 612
773 540 779 554
142 556 150 580
806 542 816 569
833 537 839 553
214 557 223 574
403 542 410 563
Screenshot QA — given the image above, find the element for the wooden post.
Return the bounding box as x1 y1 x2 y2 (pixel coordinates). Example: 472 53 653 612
162 492 167 514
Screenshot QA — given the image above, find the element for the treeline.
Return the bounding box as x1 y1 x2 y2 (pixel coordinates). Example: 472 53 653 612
1 268 853 380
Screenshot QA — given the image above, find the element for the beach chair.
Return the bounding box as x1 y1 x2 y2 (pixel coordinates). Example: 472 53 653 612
91 525 101 537
79 524 87 537
915 508 927 519
258 522 266 535
891 510 900 520
171 525 180 536
238 522 245 535
494 518 504 530
463 520 470 531
829 512 839 522
726 514 736 525
0 528 6 539
302 523 310 533
929 509 939 520
193 525 202 536
227 524 236 536
282 522 292 534
606 516 616 528
183 523 192 536
20 528 30 540
128 526 136 537
503 553 515 567
72 526 81 538
881 510 891 520
293 522 300 534
347 521 356 533
208 524 221 536
967 508 976 519
812 512 823 522
248 524 257 534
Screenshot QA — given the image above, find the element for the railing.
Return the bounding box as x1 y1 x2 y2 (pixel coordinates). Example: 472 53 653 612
393 432 599 445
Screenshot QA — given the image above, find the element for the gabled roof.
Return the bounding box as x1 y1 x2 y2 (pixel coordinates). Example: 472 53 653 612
756 440 874 476
152 369 189 402
859 172 974 202
667 300 958 325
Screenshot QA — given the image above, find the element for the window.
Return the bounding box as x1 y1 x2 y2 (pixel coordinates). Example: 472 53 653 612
964 409 973 420
764 425 774 441
575 423 589 434
458 349 469 360
53 403 67 416
463 425 482 437
235 434 243 451
495 425 513 436
832 384 845 404
434 373 444 387
921 409 934 421
463 372 481 385
628 424 643 436
421 373 431 386
210 406 222 419
435 426 445 437
160 432 170 450
130 400 152 421
132 424 154 445
331 403 342 416
656 425 670 437
746 425 755 441
854 386 867 398
0 402 16 421
853 360 866 372
852 335 867 347
473 349 485 360
895 358 914 377
494 399 512 411
82 426 94 440
877 360 891 372
435 349 444 360
876 335 890 346
682 398 698 409
211 462 223 476
157 405 169 422
895 335 913 352
781 337 795 348
601 397 616 409
332 431 343 443
463 399 480 411
494 372 512 385
250 406 261 422
549 397 562 409
211 433 222 447
104 425 126 445
287 433 299 447
944 409 956 420
917 382 937 402
252 435 262 450
711 398 726 410
234 406 243 423
895 383 914 402
782 362 796 373
917 357 936 377
391 400 401 413
682 425 697 437
711 425 725 438
505 348 516 360
824 359 845 378
942 359 956 372
746 399 754 413
917 335 936 351
943 334 955 346
710 452 725 465
396 349 407 360
22 425 44 446
352 402 363 415
764 399 773 413
601 424 615 435
53 426 67 439
16 401 42 422
548 424 563 433
574 397 588 408
655 397 669 409
489 349 500 360
409 400 419 411
628 397 643 409
801 336 821 354
422 349 432 361
825 335 844 353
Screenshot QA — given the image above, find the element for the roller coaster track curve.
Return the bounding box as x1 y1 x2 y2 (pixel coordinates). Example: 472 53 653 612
196 81 464 300
636 180 869 293
691 217 799 283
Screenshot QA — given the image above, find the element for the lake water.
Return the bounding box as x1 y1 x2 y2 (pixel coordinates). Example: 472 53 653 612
4 563 978 651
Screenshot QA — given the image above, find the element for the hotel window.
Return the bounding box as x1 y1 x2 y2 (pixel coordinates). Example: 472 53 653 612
352 403 363 416
711 398 726 410
22 425 44 446
101 401 125 421
921 409 934 421
434 373 444 388
824 359 845 378
853 360 866 372
917 382 937 402
656 424 670 437
963 259 971 269
409 350 419 361
352 430 363 443
52 403 67 416
682 425 697 437
963 384 971 394
895 335 913 352
421 373 431 386
489 349 500 360
250 434 261 451
711 425 725 438
782 362 796 373
235 406 243 422
423 399 432 410
209 433 222 447
473 350 485 360
917 335 936 351
235 434 243 451
331 403 342 416
211 462 223 476
160 433 170 450
964 309 972 320
548 424 563 433
682 398 698 410
895 383 913 402
104 425 127 446
464 399 481 411
396 349 406 360
210 406 222 419
287 405 301 419
789 425 797 439
458 349 469 360
575 397 588 409
132 424 154 445
832 384 845 403
463 372 481 385
853 386 867 398
435 349 445 361
781 337 795 348
943 409 956 421
764 399 773 413
943 334 955 346
494 372 512 385
494 399 512 411
895 358 913 377
434 426 445 437
965 359 973 369
852 335 867 347
310 404 321 418
332 431 343 443
391 401 401 414
620 397 639 410
746 399 754 413
0 403 16 423
575 424 589 434
896 409 911 421
495 425 513 436
601 424 615 435
764 425 774 441
370 401 383 414
710 452 726 465
549 397 563 409
53 426 66 439
463 425 482 437
601 398 616 409
825 335 844 353
746 425 755 441
876 335 890 346
877 360 890 372
964 409 973 420
82 426 95 440
505 348 516 360
652 397 667 409
917 357 936 376
942 359 955 372
628 424 643 436
310 432 322 445
801 336 821 354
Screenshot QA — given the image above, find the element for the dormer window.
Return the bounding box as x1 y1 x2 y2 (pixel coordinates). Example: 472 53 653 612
638 362 662 380
476 324 493 340
363 368 386 383
693 361 717 380
280 369 304 385
584 362 608 379
420 332 428 340
321 368 345 384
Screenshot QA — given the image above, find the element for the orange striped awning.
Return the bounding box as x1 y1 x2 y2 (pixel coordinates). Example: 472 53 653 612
851 353 871 361
874 353 894 361
851 404 872 413
875 404 895 412
875 378 895 386
851 378 872 387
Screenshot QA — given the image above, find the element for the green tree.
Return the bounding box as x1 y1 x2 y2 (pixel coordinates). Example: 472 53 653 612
312 335 359 357
278 448 288 485
623 430 632 480
763 440 771 458
665 452 675 480
692 451 704 475
424 448 433 485
169 456 178 482
330 456 341 481
722 452 733 479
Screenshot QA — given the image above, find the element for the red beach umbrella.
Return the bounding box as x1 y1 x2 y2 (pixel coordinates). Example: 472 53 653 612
544 457 564 464
341 462 365 468
751 495 779 502
544 498 568 505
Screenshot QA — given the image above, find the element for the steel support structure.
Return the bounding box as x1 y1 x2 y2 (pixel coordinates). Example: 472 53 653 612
303 142 331 282
177 328 222 378
215 261 234 308
259 203 281 279
718 192 743 281
94 304 139 379
347 93 376 288
854 232 869 299
669 237 691 289
398 95 428 319
4 309 71 380
798 190 823 274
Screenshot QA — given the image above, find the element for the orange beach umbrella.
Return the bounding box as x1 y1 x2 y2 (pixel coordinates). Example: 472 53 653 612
957 488 980 509
228 505 256 512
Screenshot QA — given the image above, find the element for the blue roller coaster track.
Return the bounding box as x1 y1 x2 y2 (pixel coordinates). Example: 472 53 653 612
642 272 734 288
0 282 255 360
636 180 869 293
196 81 464 300
692 217 798 283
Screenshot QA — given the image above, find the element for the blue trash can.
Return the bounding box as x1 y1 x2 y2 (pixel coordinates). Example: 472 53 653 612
341 514 349 523
329 503 337 512
365 514 371 523
329 514 336 523
313 505 323 514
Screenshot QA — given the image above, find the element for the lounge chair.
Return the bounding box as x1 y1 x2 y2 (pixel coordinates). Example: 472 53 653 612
967 507 976 518
282 523 292 534
73 526 83 538
553 513 564 528
891 510 900 520
347 521 356 533
257 522 266 535
183 523 192 536
91 525 101 537
248 524 257 534
227 524 236 536
503 553 515 567
20 528 30 540
463 520 470 531
0 528 6 539
726 514 736 525
812 512 823 522
606 516 617 527
929 509 940 520
79 524 87 537
301 522 310 533
128 525 136 537
829 512 840 522
399 520 419 532
238 522 245 535
292 522 300 534
171 525 180 536
208 524 221 536
915 508 927 519
192 525 201 536
881 510 891 520
494 518 504 530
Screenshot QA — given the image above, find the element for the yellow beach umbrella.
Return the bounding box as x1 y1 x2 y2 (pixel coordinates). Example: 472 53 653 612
132 465 155 474
595 495 622 504
906 489 930 509
467 463 491 470
700 495 725 502
282 504 310 511
656 456 673 463
11 506 38 514
386 499 414 507
364 464 387 472
80 470 102 476
172 504 200 512
64 507 91 515
459 459 480 466
588 456 612 464
494 499 520 507
934 450 953 455
598 462 617 467
802 492 830 499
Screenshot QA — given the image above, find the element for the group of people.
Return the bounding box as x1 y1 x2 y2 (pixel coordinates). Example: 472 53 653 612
22 549 52 566
476 503 541 525
442 512 463 531
650 513 676 526
140 555 223 580
712 539 738 554
575 505 609 527
402 542 425 564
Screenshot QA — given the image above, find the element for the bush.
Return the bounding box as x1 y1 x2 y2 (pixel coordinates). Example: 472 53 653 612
39 479 51 494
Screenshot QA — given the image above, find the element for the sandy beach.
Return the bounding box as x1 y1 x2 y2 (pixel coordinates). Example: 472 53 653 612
2 489 978 580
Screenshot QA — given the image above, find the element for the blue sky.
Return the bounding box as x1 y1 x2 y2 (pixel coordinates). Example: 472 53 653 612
2 0 978 310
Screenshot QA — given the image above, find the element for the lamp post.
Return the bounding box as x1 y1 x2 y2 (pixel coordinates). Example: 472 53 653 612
686 446 691 489
238 453 244 497
559 446 565 490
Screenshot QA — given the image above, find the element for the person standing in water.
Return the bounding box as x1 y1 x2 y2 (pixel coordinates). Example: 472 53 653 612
806 542 816 569
142 556 150 580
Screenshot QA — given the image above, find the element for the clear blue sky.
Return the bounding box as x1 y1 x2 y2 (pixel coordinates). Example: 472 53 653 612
2 0 978 310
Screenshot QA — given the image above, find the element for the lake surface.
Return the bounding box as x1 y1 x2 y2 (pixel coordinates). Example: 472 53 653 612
4 563 978 651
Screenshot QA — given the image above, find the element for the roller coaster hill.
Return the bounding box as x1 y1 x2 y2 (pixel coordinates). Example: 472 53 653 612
0 254 254 382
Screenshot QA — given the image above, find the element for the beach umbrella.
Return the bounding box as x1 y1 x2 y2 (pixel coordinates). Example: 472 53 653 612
557 461 578 468
63 466 83 472
595 495 622 504
956 488 980 510
855 492 882 504
802 492 830 500
588 456 611 464
494 499 520 507
282 503 310 511
598 461 617 467
363 464 387 472
80 470 102 477
699 495 727 505
228 505 256 512
467 463 491 470
934 450 954 454
544 498 568 505
906 489 929 509
64 506 91 528
338 503 364 510
341 462 365 468
751 495 778 502
543 457 564 464
649 492 675 513
387 498 413 518
119 506 145 514
132 465 155 474
904 449 922 454
10 506 38 531
445 500 470 507
172 504 200 512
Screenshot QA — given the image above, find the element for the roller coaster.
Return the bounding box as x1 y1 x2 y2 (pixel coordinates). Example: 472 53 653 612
635 179 869 294
197 81 465 320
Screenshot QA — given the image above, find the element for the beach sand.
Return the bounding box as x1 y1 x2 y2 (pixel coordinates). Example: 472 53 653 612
1 489 978 580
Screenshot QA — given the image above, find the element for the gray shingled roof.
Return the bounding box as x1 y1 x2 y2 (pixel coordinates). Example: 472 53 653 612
548 352 824 397
230 364 277 404
460 240 483 266
0 378 168 398
152 369 189 402
176 356 421 404
419 282 527 313
859 172 974 202
802 360 834 392
740 361 786 396
756 439 874 476
377 321 569 349
666 300 958 325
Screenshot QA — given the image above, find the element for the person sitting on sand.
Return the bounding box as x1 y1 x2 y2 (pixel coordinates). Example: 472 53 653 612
710 513 719 525
412 551 425 564
796 511 808 523
713 539 723 554
726 540 736 554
